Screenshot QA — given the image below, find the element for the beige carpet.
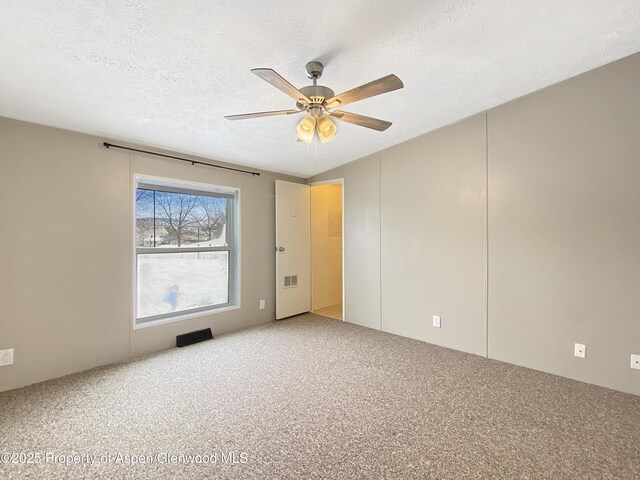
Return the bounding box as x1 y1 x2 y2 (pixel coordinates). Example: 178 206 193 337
1 313 639 479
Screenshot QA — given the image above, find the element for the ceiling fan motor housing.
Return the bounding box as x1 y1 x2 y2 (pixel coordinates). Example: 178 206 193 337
299 85 335 114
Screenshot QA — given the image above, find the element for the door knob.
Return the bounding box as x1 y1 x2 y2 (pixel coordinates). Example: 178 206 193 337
278 247 285 252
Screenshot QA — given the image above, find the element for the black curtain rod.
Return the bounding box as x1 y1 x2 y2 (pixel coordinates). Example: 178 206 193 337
102 142 260 176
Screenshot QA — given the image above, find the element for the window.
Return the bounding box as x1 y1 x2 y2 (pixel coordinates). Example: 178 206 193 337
135 177 238 324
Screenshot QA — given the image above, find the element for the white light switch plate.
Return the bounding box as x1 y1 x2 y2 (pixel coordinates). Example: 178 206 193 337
574 343 586 358
631 354 640 370
432 316 441 328
259 299 265 310
0 349 14 366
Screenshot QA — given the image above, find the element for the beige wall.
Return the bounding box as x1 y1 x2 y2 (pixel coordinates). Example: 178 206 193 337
315 118 486 352
311 184 342 311
0 118 303 392
487 53 640 394
381 114 487 356
310 52 640 395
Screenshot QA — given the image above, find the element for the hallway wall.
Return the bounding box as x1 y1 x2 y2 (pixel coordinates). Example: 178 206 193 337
311 184 343 311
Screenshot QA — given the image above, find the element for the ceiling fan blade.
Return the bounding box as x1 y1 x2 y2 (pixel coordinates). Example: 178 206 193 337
225 109 302 121
325 74 404 108
251 68 311 104
329 110 392 131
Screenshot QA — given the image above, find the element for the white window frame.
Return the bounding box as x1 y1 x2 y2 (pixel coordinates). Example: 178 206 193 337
133 175 240 327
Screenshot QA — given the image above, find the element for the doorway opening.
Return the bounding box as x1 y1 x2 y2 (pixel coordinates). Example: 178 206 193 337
310 181 344 321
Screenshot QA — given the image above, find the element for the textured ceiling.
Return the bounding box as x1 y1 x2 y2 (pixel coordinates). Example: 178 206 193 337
1 1 639 177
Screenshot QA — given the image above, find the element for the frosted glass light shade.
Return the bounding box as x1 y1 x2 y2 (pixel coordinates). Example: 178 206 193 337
297 115 316 143
316 115 337 143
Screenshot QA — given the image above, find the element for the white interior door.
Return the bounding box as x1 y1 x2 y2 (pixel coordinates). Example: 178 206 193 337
275 180 311 319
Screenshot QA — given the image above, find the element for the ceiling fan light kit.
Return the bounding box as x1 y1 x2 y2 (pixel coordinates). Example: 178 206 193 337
226 61 404 144
316 115 337 143
296 115 316 143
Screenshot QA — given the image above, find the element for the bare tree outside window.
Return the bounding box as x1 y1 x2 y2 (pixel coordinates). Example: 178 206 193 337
197 197 227 242
155 191 199 247
136 189 153 203
136 218 155 246
136 189 155 247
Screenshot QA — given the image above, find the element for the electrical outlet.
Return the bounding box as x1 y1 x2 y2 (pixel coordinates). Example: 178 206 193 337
0 349 14 367
432 315 441 328
259 299 265 310
574 343 586 359
631 354 640 370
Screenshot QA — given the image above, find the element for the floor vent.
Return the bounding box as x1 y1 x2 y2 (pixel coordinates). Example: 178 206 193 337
176 328 214 347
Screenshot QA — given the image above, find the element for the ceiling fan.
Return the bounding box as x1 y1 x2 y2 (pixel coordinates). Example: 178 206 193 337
225 61 404 143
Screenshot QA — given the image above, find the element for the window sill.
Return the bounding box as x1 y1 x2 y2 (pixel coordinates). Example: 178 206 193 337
133 304 240 330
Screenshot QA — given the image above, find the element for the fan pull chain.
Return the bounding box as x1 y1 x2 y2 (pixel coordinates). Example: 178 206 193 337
315 136 319 165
